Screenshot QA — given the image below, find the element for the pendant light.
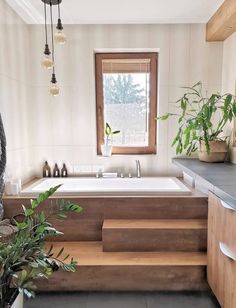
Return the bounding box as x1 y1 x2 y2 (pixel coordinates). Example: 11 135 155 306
50 73 59 96
41 2 53 69
55 0 66 44
41 0 64 96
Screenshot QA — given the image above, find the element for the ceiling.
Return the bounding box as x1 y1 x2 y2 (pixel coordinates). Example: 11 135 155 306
6 0 224 24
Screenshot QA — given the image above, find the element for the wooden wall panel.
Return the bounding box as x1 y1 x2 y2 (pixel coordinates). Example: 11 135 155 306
3 195 208 241
206 0 236 41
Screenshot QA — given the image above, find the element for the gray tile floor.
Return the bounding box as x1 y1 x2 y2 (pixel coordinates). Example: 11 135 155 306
25 291 220 308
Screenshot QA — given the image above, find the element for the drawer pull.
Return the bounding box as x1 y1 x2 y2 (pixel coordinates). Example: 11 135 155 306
219 242 236 262
220 200 236 212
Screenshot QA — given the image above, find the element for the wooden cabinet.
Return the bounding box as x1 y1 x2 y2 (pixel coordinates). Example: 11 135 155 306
208 192 236 308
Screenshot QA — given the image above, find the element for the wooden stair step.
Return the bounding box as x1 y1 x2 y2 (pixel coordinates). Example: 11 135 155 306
103 219 208 229
48 241 207 266
38 241 208 292
102 219 207 252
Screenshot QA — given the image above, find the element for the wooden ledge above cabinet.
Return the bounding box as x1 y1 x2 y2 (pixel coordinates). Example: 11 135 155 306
206 0 236 41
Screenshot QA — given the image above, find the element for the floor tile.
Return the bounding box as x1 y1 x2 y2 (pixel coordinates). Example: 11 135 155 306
146 291 220 308
25 292 87 308
24 291 220 308
86 292 147 308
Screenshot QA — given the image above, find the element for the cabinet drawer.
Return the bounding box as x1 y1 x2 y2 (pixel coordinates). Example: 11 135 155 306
208 192 236 307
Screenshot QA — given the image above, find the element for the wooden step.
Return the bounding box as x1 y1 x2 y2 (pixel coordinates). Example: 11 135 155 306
102 219 208 252
37 242 208 292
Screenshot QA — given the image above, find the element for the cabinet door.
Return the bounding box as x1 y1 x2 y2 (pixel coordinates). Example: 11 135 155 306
220 197 236 308
221 245 236 308
208 192 236 308
208 192 226 306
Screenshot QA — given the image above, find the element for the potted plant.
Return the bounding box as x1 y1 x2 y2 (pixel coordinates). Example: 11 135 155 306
157 82 236 162
101 122 120 157
0 184 82 308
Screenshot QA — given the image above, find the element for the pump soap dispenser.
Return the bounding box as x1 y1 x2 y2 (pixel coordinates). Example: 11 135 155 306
53 163 60 177
43 161 51 178
61 163 68 177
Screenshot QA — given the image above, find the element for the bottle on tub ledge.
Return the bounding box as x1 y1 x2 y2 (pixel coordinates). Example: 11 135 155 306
53 163 60 177
43 161 51 178
61 163 68 177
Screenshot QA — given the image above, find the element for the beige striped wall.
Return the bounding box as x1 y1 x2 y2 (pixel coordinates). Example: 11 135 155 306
0 6 224 179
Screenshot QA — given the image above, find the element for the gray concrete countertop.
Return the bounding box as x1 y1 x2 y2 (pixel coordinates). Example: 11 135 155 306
173 158 236 209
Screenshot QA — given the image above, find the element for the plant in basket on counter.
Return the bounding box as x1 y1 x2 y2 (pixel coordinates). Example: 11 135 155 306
0 185 82 308
157 82 236 162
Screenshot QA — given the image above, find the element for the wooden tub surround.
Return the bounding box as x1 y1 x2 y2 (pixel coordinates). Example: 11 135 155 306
3 187 208 291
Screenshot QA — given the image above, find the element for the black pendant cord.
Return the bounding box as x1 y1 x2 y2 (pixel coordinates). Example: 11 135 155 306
56 0 63 30
44 2 48 44
50 2 56 76
57 0 61 19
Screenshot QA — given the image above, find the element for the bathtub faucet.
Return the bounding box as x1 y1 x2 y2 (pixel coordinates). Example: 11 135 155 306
136 160 141 178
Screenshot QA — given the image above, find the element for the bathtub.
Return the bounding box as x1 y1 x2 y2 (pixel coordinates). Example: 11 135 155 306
21 177 191 196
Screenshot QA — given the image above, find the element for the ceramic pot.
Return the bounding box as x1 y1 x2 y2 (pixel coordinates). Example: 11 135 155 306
1 289 23 308
11 292 23 308
101 144 112 157
198 140 227 162
101 137 112 157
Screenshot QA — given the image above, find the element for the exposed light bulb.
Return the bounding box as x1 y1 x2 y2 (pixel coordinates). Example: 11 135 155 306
41 54 53 70
42 44 53 69
54 30 66 44
50 73 59 96
50 83 60 96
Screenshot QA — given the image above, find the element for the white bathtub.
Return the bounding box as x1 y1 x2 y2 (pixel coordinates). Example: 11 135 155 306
21 177 191 196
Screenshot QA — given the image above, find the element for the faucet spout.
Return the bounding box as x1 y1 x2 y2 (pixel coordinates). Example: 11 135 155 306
136 160 141 178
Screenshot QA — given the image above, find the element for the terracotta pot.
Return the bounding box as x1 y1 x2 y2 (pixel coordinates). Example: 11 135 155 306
198 140 228 162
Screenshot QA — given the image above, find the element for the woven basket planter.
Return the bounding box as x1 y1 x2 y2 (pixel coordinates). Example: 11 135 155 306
198 140 228 162
0 219 18 244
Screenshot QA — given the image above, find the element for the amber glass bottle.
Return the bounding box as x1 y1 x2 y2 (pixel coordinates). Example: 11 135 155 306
43 161 51 178
53 163 60 177
61 163 68 177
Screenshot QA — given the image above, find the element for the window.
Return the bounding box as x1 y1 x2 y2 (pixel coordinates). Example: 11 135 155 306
95 52 158 155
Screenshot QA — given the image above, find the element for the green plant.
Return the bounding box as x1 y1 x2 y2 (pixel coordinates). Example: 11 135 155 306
0 185 82 304
105 122 120 142
104 74 145 104
157 82 236 155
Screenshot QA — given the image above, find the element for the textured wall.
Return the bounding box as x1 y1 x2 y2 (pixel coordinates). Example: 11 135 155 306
28 24 223 177
221 31 236 163
0 1 34 182
0 10 224 179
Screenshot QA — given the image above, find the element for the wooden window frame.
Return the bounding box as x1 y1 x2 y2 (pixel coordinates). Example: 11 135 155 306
95 52 158 155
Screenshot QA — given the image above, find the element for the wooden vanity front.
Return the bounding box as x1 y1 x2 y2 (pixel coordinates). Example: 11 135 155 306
208 192 236 307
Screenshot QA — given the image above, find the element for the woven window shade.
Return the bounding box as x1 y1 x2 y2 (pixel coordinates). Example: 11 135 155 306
102 59 150 74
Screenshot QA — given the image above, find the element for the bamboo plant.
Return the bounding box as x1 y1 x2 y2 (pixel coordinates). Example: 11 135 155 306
157 82 236 155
